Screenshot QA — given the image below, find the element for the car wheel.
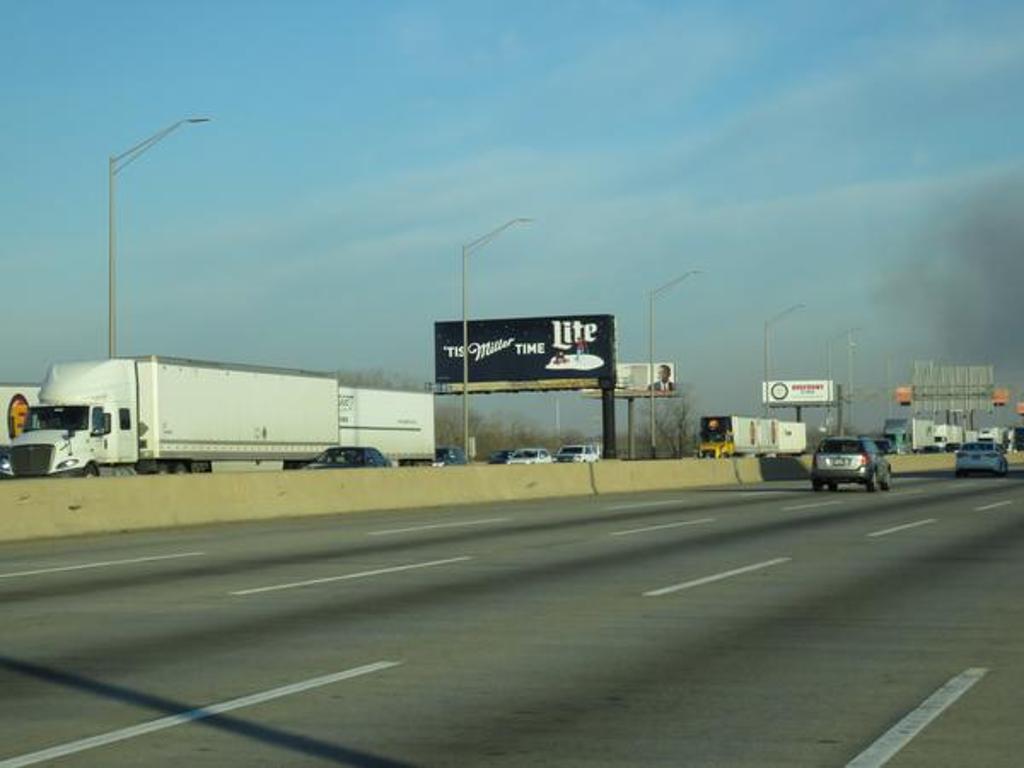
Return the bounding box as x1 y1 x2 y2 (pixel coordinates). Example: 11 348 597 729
812 480 823 492
955 470 964 478
865 474 877 492
827 482 838 492
879 473 891 491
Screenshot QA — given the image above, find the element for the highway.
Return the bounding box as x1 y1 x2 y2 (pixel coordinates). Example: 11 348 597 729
1 469 1022 767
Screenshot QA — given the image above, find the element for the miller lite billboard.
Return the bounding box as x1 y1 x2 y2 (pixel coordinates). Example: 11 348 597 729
435 314 616 392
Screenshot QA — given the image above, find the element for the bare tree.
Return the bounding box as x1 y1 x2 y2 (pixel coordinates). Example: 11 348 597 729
637 390 697 459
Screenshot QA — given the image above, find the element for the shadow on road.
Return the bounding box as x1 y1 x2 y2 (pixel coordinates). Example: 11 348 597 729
0 655 415 767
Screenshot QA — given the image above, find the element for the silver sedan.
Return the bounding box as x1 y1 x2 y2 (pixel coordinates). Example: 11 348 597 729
955 442 1008 477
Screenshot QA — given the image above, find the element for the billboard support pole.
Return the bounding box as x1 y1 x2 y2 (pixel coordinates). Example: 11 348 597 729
627 397 635 460
649 270 702 459
602 382 617 459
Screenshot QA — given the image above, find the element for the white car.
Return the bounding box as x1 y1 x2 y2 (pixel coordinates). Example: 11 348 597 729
555 444 600 463
506 448 554 465
955 442 1008 477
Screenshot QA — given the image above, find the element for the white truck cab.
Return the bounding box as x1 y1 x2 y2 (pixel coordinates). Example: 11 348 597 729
4 360 138 477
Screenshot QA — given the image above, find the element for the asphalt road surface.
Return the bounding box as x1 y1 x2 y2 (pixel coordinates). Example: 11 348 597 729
1 469 1022 767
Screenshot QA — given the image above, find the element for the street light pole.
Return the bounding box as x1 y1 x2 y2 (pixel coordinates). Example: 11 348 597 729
826 327 860 434
762 304 805 416
461 218 531 457
648 270 702 459
108 117 210 359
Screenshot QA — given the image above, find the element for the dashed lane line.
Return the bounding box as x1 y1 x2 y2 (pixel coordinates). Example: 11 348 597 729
230 556 472 596
610 518 715 537
367 518 508 536
867 519 937 538
0 661 401 768
782 501 843 512
846 667 988 767
643 557 792 597
975 500 1013 511
0 552 205 581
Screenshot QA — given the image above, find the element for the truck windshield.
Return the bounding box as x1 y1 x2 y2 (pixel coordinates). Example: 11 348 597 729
24 406 89 433
700 417 732 442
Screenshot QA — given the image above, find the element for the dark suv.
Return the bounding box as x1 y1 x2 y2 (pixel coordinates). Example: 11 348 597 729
811 437 891 492
434 446 468 466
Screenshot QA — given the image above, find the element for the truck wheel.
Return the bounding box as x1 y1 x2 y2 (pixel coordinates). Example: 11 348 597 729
171 462 189 475
83 463 99 478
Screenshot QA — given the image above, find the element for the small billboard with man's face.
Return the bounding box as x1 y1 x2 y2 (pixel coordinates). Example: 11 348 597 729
614 362 676 394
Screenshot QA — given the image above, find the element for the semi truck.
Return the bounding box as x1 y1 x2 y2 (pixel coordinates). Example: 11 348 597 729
882 417 935 454
1 357 434 478
698 415 806 458
2 385 40 449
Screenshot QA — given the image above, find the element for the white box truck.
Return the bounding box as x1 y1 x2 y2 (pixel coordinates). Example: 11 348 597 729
933 424 964 451
1 357 434 478
2 385 40 449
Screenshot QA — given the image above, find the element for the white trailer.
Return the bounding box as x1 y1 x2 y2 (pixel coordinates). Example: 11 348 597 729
338 387 435 465
977 427 1007 449
2 357 435 478
777 421 807 455
910 418 936 452
1 385 40 448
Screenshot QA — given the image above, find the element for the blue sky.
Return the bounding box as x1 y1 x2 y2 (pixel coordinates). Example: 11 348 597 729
3 1 1023 432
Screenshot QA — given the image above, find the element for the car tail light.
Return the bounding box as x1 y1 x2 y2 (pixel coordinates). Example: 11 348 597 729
859 453 870 467
956 451 965 458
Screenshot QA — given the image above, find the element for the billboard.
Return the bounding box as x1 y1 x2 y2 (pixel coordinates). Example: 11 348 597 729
616 362 676 395
763 380 835 406
435 314 616 393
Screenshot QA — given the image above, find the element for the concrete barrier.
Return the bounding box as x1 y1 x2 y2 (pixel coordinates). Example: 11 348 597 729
0 453 1018 543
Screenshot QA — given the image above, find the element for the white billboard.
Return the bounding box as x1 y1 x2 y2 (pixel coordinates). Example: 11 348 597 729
617 362 676 394
763 380 835 406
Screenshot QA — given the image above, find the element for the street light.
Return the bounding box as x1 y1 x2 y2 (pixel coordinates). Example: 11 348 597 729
108 117 211 358
461 218 532 457
762 304 805 416
649 270 702 458
826 327 860 434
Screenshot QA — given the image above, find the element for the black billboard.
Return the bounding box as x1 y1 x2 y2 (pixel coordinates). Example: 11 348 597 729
435 314 616 392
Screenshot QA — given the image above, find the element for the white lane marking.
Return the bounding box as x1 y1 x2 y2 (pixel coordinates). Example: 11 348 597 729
975 500 1013 511
611 518 715 537
604 500 690 511
0 660 400 768
644 557 791 597
846 667 988 768
368 518 508 536
0 552 205 581
782 501 842 511
231 556 472 596
891 489 923 497
733 490 801 498
867 519 937 538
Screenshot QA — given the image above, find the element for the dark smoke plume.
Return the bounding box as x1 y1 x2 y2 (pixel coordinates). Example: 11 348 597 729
887 171 1024 377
